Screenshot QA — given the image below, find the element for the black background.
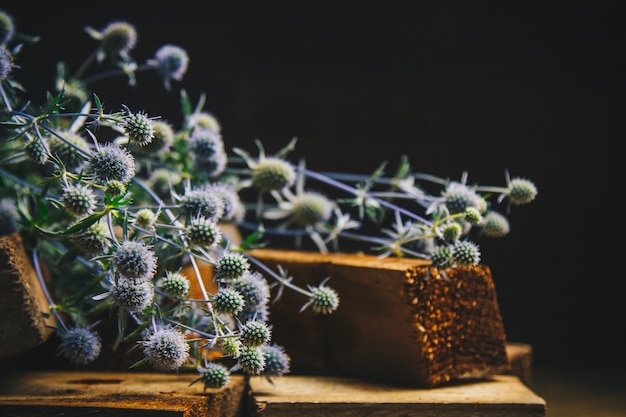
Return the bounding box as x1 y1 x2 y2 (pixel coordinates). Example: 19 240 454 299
2 1 624 371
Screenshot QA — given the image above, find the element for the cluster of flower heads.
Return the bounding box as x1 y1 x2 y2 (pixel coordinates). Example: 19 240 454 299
0 10 536 389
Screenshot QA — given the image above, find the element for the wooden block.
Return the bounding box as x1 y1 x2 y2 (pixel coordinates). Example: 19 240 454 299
505 342 534 386
0 232 54 359
0 371 249 417
249 374 546 417
247 248 510 388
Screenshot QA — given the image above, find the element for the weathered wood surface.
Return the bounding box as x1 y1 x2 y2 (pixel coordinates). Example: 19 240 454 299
247 248 510 388
249 374 546 417
0 371 249 417
505 342 534 386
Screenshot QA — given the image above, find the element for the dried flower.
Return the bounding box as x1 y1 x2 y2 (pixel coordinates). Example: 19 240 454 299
57 326 102 365
112 240 158 282
112 278 155 313
88 142 135 184
141 326 190 371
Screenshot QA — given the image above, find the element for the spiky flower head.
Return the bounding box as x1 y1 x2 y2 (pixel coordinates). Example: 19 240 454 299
148 168 182 197
464 207 483 224
189 129 227 176
141 326 190 371
88 142 136 184
232 271 270 308
71 222 111 257
442 182 483 215
158 270 191 299
192 362 230 390
99 21 137 59
149 44 189 89
238 303 270 324
179 188 225 221
24 137 48 165
105 180 126 199
57 327 102 365
481 211 510 238
133 120 174 155
508 178 538 206
261 344 291 377
430 245 453 268
216 251 250 281
61 183 97 217
219 337 241 357
308 285 340 315
112 278 155 313
124 111 154 147
240 320 271 347
0 10 15 45
134 208 156 231
203 182 241 221
0 198 18 236
0 46 12 82
452 240 481 267
441 221 463 243
237 345 266 375
48 131 89 172
185 111 221 134
213 288 245 315
289 191 334 227
252 157 297 192
112 240 157 282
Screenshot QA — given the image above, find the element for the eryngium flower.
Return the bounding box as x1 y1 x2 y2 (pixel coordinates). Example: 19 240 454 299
185 111 221 134
240 320 271 347
148 168 182 197
289 192 333 227
179 188 225 221
99 21 137 58
0 198 18 236
112 240 157 282
124 111 154 147
71 222 111 257
430 245 453 268
213 288 245 315
0 10 15 45
442 182 483 215
88 142 135 184
0 46 13 82
507 178 538 206
57 327 102 365
48 131 89 172
61 183 97 216
112 278 155 313
192 362 230 390
203 182 241 221
149 44 189 90
481 211 510 238
158 271 191 299
307 285 339 315
215 251 250 280
105 180 126 199
452 240 481 267
134 208 156 231
232 271 270 308
24 138 48 165
441 222 463 243
186 216 222 248
252 157 296 192
261 344 291 377
132 120 174 155
142 327 190 371
237 346 265 375
219 337 241 357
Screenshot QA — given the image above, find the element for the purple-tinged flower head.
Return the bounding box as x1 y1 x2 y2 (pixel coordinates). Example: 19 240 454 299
186 216 222 249
158 270 191 299
307 284 340 315
24 137 48 165
480 211 510 238
112 240 157 282
237 345 265 375
191 362 230 390
507 177 538 206
189 128 227 176
148 44 189 90
261 344 291 377
0 46 12 81
212 288 245 315
442 182 483 215
203 182 241 222
97 21 137 60
0 198 19 236
179 187 225 221
0 10 15 45
71 222 111 257
452 240 481 267
185 111 221 135
133 120 174 155
112 278 155 314
232 271 270 308
430 245 453 268
48 130 90 172
141 326 190 371
215 251 250 281
239 320 271 348
57 326 102 365
61 183 97 217
88 142 135 185
124 111 154 147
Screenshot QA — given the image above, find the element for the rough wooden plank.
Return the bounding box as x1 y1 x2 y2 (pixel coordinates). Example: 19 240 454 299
505 342 534 386
247 248 510 388
0 371 249 417
249 374 546 417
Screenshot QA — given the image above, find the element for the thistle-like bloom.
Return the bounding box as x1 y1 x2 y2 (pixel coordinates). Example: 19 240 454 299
148 168 182 197
86 20 138 63
215 251 250 281
237 345 265 375
158 270 191 299
0 46 13 82
88 142 136 184
264 191 334 230
187 216 222 248
24 137 48 165
71 222 111 257
148 44 189 90
441 221 463 244
304 284 340 315
441 182 483 215
191 362 230 390
238 303 270 324
141 326 190 371
452 240 481 267
481 211 510 238
213 288 245 315
507 177 538 206
133 120 174 155
61 183 97 217
239 320 271 347
261 344 291 377
204 182 242 222
430 245 453 268
464 207 483 224
0 198 18 236
232 271 270 309
189 128 227 176
48 131 90 172
124 111 155 147
219 337 242 357
185 111 221 134
0 10 15 45
105 180 126 199
179 187 225 221
112 278 155 313
57 326 102 365
233 140 297 193
112 240 158 282
134 208 157 231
